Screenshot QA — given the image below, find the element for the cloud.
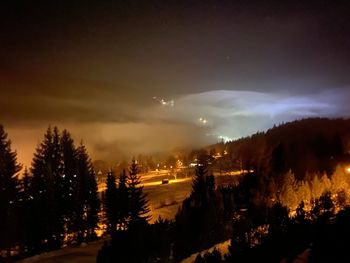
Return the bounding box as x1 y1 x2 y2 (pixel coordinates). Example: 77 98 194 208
148 89 349 141
0 69 145 125
4 84 350 168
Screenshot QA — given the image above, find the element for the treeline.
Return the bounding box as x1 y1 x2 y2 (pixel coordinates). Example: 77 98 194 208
97 160 235 262
275 166 350 213
174 165 226 261
168 118 350 262
96 118 350 262
97 161 173 262
193 178 350 263
210 118 350 181
173 168 350 263
97 162 350 262
0 125 99 260
3 118 350 262
185 118 350 262
103 160 150 232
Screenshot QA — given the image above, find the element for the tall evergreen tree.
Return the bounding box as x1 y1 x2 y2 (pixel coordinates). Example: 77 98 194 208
127 159 150 225
21 167 31 193
87 168 100 239
75 143 100 242
116 169 129 230
30 126 64 250
105 171 118 233
191 165 210 206
18 167 34 255
59 130 78 237
0 125 21 257
174 164 222 261
30 128 100 247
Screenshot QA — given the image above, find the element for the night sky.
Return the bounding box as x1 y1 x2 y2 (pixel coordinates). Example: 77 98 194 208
1 1 350 166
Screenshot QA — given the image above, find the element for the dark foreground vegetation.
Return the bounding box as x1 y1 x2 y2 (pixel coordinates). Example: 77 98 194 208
97 118 350 262
194 196 350 263
98 168 350 263
1 118 350 262
0 125 100 261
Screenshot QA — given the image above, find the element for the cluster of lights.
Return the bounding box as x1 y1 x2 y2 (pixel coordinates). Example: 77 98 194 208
153 96 174 107
198 117 208 125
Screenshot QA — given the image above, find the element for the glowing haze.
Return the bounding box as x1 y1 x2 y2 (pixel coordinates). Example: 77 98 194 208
1 1 349 166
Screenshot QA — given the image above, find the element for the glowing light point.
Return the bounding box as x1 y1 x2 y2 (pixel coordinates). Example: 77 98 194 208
198 117 208 125
153 96 174 107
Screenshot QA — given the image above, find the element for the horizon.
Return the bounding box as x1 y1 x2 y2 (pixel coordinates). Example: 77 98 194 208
6 116 349 169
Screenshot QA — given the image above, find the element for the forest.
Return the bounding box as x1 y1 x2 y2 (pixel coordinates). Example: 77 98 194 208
1 118 350 262
0 126 100 260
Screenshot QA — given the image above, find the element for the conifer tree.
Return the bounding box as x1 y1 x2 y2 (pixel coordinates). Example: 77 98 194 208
18 167 33 254
21 167 31 194
116 169 129 230
105 171 118 233
174 163 223 261
30 126 64 250
0 125 21 257
127 159 150 225
191 165 210 207
87 169 100 239
75 143 100 241
60 130 78 236
30 128 100 246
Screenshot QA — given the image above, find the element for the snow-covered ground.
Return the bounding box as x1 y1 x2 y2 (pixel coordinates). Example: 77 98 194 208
181 239 231 263
144 177 193 223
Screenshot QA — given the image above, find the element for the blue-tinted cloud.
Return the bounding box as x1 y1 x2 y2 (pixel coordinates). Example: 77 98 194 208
146 89 349 142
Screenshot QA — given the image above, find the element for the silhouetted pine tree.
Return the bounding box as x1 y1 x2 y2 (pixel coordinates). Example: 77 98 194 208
87 169 100 239
270 142 287 186
105 171 118 233
127 159 150 225
207 174 215 192
60 130 78 237
191 165 209 206
18 167 34 255
21 167 31 193
0 125 21 257
97 161 155 263
30 126 64 250
75 143 100 242
175 165 222 261
116 169 129 230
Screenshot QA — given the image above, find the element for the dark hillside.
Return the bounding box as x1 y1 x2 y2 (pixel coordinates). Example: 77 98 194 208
211 118 350 181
